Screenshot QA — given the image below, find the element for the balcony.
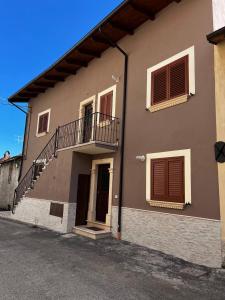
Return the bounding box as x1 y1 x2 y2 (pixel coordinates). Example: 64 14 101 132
57 112 120 155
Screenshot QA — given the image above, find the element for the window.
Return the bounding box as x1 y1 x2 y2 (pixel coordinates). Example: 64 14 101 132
97 85 116 123
146 46 195 112
146 149 191 209
152 56 188 105
36 109 51 137
99 91 113 121
151 157 184 203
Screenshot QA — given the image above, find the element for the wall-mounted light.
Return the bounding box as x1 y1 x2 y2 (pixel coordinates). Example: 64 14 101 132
136 155 146 162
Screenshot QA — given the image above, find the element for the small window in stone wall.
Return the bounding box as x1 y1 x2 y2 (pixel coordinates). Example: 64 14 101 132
49 202 64 218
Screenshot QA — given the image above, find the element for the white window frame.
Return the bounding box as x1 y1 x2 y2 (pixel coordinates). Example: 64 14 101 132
97 85 117 124
78 95 96 143
36 108 51 137
79 95 96 118
146 46 195 111
146 149 191 205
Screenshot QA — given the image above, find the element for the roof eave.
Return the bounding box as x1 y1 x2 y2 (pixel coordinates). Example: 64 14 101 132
207 26 225 45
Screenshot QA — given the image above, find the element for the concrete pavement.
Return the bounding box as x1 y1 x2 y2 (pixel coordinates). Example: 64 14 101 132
0 218 225 300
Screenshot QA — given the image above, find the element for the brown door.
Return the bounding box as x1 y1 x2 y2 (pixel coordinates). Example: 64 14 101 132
95 164 110 223
83 103 93 143
75 174 90 226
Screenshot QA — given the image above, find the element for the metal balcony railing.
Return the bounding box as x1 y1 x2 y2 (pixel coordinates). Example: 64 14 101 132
57 112 120 150
13 112 119 210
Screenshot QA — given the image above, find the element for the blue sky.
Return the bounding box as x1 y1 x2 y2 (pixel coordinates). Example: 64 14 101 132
0 0 122 157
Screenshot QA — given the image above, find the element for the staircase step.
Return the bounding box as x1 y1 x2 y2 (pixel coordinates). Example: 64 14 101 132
72 226 111 240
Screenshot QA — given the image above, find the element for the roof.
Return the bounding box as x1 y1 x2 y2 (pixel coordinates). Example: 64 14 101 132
0 155 22 165
9 0 180 103
207 26 225 45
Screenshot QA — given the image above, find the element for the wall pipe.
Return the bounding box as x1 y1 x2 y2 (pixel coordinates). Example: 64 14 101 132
99 28 128 239
8 101 30 181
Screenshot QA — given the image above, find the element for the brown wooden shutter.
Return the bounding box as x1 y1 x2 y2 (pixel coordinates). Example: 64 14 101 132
105 92 113 116
167 157 184 203
100 95 106 121
42 113 49 132
151 157 185 203
100 92 113 121
169 56 188 99
38 115 44 134
151 159 166 200
151 66 168 105
38 113 49 134
151 55 189 106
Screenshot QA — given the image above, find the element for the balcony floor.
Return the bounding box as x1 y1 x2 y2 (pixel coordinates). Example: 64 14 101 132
58 141 118 155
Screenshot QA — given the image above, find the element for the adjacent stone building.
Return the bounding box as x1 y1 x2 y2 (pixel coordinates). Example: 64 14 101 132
0 155 22 210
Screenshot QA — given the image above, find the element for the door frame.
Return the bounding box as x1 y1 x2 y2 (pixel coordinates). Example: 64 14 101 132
78 96 96 143
87 158 114 228
75 174 91 226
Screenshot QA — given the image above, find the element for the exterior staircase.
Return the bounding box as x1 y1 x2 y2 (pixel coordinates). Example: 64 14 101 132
13 132 57 211
13 112 119 212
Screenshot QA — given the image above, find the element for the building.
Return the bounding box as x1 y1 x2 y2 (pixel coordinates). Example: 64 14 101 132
6 0 225 268
0 154 22 210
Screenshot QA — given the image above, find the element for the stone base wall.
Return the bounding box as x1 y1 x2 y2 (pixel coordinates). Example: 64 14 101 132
112 206 222 268
3 197 76 233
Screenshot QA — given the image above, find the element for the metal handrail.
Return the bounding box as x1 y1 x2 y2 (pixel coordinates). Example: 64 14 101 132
57 112 119 150
12 112 120 211
13 132 56 209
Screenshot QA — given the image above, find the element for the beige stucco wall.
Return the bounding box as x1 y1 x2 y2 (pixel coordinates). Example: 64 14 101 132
214 41 225 242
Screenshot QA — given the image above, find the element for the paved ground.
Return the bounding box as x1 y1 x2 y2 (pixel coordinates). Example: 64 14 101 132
1 219 225 300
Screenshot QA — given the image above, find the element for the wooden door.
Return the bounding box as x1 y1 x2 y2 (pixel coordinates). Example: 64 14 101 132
75 174 90 226
95 164 110 223
83 103 93 143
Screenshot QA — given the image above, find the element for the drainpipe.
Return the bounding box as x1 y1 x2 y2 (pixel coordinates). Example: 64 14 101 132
8 101 30 181
99 28 128 239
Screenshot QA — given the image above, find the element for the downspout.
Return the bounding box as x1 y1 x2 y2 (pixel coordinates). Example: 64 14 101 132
99 28 128 239
8 101 29 181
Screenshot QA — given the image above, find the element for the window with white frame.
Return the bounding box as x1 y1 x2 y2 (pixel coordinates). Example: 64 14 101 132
97 85 116 122
36 109 51 137
146 46 195 112
146 149 191 209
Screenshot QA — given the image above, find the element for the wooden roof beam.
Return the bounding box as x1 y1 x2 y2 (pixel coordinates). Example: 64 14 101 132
92 36 111 46
34 82 55 88
78 48 101 58
55 67 77 75
26 87 46 93
130 3 155 20
109 21 134 35
65 58 88 67
18 92 38 98
12 95 30 100
44 75 65 82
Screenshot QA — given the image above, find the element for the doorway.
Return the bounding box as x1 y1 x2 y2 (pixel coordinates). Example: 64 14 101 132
75 174 90 226
95 164 110 223
87 158 113 228
83 103 93 143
